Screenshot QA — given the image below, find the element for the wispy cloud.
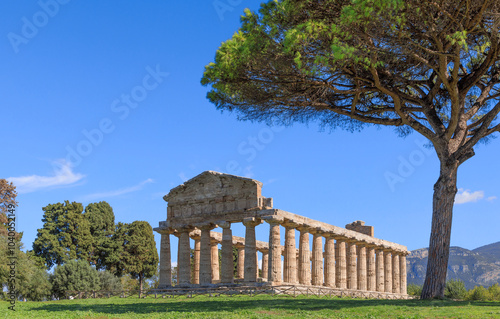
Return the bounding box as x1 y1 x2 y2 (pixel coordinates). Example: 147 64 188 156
455 188 485 204
487 196 497 201
83 179 154 201
7 159 85 194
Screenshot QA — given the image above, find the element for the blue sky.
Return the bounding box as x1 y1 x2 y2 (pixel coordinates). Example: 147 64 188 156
1 1 498 264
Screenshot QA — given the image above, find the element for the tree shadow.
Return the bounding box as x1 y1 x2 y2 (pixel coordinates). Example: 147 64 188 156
30 297 500 315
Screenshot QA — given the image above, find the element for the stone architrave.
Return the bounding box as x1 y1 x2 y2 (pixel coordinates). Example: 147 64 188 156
298 226 311 285
267 217 283 283
236 244 245 279
199 224 215 285
400 254 407 295
192 236 201 284
243 218 262 282
376 249 384 292
177 229 192 285
261 249 269 280
283 222 298 284
210 239 220 282
311 230 324 286
324 235 335 287
392 253 400 293
347 241 357 290
219 222 234 284
384 250 393 293
158 230 172 288
367 246 376 291
357 244 367 291
335 238 347 289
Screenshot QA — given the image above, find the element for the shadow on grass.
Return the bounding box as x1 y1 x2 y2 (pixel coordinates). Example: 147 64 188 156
30 297 500 315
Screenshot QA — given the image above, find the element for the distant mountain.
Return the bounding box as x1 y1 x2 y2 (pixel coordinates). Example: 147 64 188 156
473 242 500 261
407 245 500 290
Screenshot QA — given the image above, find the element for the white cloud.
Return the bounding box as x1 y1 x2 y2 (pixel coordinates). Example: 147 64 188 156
455 188 485 204
487 196 497 201
7 159 85 194
82 179 154 201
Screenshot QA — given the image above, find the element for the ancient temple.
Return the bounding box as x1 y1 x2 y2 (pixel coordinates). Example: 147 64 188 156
154 171 408 298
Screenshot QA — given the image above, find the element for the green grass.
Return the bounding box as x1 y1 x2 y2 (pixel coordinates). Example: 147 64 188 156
1 295 500 319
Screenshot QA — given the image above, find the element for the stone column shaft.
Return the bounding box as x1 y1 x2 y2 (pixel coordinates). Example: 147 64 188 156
367 247 376 291
192 238 201 284
243 218 261 282
268 221 282 283
400 254 407 295
237 246 245 279
311 232 323 286
199 227 213 285
159 232 172 287
376 249 384 292
324 236 335 287
336 239 347 289
284 227 297 284
211 240 220 282
347 242 357 290
384 251 392 293
177 231 191 285
220 225 234 284
392 253 400 293
298 228 311 285
357 245 367 291
261 250 269 280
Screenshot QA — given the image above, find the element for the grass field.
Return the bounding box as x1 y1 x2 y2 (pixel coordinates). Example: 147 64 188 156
1 295 500 319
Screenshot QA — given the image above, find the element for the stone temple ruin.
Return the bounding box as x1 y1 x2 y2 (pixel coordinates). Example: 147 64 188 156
154 171 409 298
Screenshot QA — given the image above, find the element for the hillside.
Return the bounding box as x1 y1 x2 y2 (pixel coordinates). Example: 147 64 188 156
407 245 500 289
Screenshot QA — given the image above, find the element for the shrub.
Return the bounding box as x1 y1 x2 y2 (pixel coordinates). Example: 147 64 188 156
98 270 123 292
407 284 422 296
488 283 500 301
444 279 467 300
50 260 101 299
467 285 491 301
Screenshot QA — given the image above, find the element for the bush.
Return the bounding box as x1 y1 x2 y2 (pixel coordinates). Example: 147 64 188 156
407 284 422 296
445 279 467 300
467 285 490 301
98 270 123 291
488 283 500 301
50 260 101 299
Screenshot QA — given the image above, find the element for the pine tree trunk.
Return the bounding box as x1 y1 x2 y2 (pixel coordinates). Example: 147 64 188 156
421 161 459 299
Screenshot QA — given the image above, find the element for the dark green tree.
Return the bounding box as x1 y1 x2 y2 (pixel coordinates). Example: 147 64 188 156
103 222 129 276
98 270 123 292
201 0 500 299
83 201 116 270
33 201 93 269
121 221 159 296
50 259 100 299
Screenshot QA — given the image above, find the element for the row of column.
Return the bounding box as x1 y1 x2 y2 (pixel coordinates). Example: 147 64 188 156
158 219 407 294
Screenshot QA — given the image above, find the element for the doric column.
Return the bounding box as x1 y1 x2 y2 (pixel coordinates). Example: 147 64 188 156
192 236 201 284
177 229 192 285
243 218 262 282
392 253 400 293
199 224 215 285
335 238 347 289
261 249 269 281
347 241 357 290
236 244 245 279
384 250 393 293
158 230 172 288
255 250 259 279
367 246 376 291
324 235 335 287
283 223 298 284
376 248 384 292
220 222 234 284
400 253 407 295
210 238 220 283
311 230 324 286
298 226 311 285
266 217 283 283
357 244 367 291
